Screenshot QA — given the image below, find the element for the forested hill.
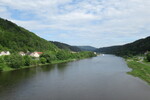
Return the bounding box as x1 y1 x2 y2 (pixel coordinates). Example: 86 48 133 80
0 18 58 52
77 46 97 51
96 36 150 56
50 41 81 52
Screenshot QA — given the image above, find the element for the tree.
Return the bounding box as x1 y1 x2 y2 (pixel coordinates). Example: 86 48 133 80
146 53 150 62
40 52 57 63
0 56 5 63
8 54 25 68
31 59 39 66
24 56 32 66
56 50 70 60
40 57 47 64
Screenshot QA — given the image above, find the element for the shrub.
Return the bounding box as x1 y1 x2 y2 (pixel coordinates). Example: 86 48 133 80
24 56 32 66
146 53 150 62
8 54 25 68
40 57 47 64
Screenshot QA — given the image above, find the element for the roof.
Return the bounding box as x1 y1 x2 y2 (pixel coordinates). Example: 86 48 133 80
37 52 43 55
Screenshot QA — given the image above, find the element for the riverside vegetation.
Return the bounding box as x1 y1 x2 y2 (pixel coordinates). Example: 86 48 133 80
126 52 150 84
0 50 96 72
0 17 96 72
96 35 150 84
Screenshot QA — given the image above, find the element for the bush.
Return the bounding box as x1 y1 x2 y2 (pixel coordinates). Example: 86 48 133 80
24 56 32 66
40 57 47 64
40 52 57 63
31 59 39 66
56 50 70 60
8 54 25 68
0 63 7 72
0 56 5 63
146 53 150 62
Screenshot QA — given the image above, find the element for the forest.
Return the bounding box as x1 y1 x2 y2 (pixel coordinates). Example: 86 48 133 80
0 17 96 72
96 36 150 57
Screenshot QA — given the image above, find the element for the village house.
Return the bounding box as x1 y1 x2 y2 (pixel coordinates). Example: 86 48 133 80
28 52 43 58
19 52 26 56
0 51 10 56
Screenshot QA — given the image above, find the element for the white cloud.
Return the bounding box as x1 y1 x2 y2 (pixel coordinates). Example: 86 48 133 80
0 0 150 47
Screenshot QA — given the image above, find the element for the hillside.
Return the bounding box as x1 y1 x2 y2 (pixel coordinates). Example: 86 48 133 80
50 41 81 52
96 36 150 56
77 46 97 51
0 18 58 52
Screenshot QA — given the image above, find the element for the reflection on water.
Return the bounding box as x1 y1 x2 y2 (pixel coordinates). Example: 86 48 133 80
0 55 150 100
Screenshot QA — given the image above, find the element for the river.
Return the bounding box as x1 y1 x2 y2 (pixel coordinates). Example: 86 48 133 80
0 55 150 100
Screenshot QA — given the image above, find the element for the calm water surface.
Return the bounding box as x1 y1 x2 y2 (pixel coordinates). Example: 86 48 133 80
0 55 150 100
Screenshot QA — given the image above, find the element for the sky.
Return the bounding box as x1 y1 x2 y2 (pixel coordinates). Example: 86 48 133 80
0 0 150 47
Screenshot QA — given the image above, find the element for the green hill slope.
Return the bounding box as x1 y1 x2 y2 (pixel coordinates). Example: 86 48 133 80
50 41 81 52
0 18 58 52
76 46 97 51
96 36 150 56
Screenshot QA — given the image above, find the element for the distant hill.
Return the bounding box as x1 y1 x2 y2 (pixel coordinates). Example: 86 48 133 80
50 41 81 52
76 46 97 51
96 36 150 56
0 17 58 52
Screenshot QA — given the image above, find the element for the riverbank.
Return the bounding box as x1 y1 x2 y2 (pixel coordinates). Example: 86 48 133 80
0 55 96 72
0 51 97 72
0 59 77 72
126 59 150 84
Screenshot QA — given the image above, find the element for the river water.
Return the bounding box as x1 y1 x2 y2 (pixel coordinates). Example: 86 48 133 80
0 55 150 100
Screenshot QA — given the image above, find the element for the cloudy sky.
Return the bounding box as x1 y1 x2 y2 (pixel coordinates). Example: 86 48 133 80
0 0 150 47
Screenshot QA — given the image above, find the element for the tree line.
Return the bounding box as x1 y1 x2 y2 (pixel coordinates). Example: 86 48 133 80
0 50 96 72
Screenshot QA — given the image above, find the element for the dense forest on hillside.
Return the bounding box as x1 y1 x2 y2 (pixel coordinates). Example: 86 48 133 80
0 17 97 72
76 46 97 51
96 36 150 56
50 41 81 52
0 18 58 52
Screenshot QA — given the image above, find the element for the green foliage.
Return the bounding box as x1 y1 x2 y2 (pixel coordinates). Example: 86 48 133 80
0 56 5 63
127 60 150 84
146 52 150 62
0 17 97 72
31 59 39 66
0 63 5 71
40 51 57 63
0 18 58 52
7 54 25 68
40 57 47 64
24 56 32 66
56 50 96 60
0 50 96 72
96 36 150 56
51 41 81 52
77 46 97 51
56 50 70 60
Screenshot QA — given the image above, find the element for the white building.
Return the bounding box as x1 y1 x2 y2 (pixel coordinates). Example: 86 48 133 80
19 52 26 56
28 52 43 58
0 51 10 56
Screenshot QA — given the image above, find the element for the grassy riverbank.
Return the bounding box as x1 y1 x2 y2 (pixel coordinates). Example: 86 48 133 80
127 59 150 84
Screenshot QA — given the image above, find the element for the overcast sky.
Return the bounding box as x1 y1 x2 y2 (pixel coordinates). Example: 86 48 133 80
0 0 150 47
